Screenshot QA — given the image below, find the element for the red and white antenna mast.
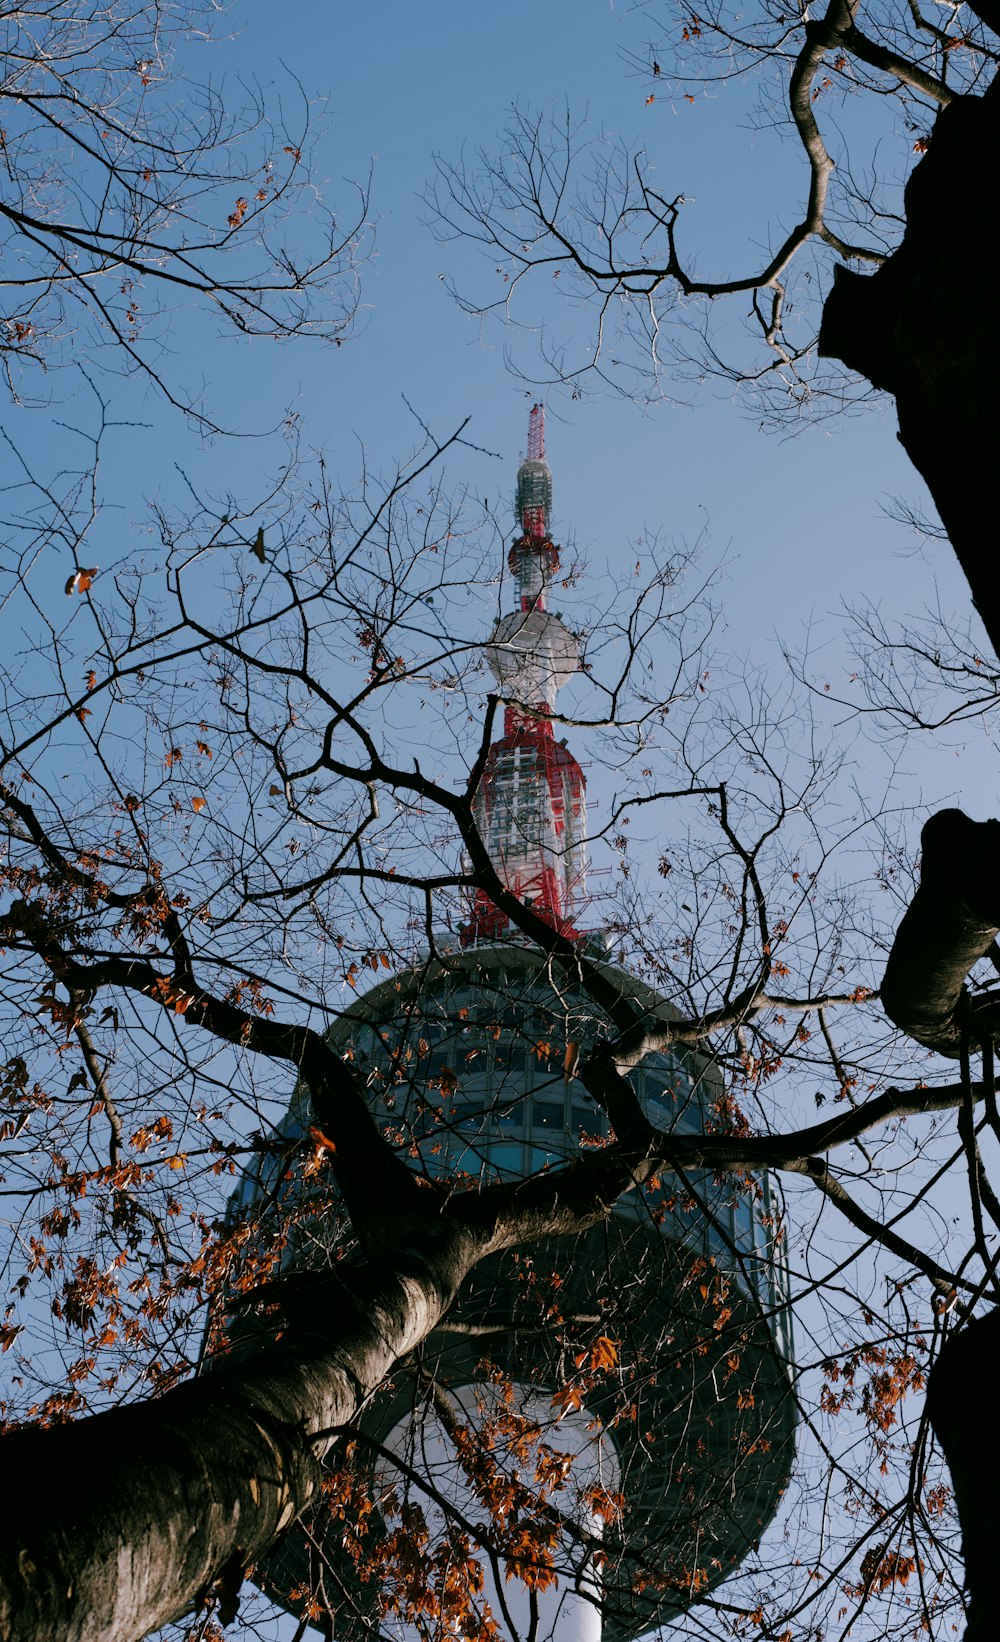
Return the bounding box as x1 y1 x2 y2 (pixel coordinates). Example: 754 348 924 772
464 406 587 943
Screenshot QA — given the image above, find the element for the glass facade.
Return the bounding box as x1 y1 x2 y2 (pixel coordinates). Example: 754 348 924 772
277 946 793 1324
233 942 796 1642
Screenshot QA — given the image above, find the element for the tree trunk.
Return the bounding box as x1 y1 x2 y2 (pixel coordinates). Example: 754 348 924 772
0 1229 482 1642
817 76 1000 662
881 808 1000 1056
926 1307 1000 1641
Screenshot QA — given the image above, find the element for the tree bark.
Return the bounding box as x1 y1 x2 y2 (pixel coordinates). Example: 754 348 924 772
0 1227 483 1642
881 808 1000 1056
927 1307 1000 1641
817 77 1000 661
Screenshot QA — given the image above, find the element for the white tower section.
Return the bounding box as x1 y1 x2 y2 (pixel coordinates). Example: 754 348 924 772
379 1386 619 1642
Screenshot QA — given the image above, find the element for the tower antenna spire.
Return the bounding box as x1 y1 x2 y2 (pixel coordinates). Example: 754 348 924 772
527 400 545 461
464 406 587 943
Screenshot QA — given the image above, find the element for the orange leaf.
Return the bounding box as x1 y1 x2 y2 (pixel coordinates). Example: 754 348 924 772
191 796 207 814
590 1335 619 1371
551 1384 584 1415
65 568 98 595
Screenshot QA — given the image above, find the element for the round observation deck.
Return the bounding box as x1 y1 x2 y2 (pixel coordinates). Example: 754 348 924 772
230 942 796 1641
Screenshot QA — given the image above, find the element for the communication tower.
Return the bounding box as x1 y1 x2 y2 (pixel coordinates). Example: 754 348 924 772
466 403 585 941
232 408 796 1642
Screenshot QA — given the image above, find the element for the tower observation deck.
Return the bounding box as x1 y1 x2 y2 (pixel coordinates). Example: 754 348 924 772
230 408 796 1642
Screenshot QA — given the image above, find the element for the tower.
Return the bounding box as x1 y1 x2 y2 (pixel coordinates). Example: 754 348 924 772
231 409 796 1642
465 404 586 942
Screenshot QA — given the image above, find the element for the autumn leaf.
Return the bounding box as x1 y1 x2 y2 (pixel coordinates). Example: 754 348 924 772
581 1484 625 1524
227 197 249 229
576 1335 618 1372
251 527 265 564
645 94 656 105
307 1125 338 1155
65 568 98 596
191 796 207 814
551 1383 584 1415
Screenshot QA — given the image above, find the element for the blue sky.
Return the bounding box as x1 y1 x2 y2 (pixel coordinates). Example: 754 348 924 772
5 0 981 778
169 0 986 771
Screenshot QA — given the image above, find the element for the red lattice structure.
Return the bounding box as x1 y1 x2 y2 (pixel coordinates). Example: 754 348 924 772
464 410 587 945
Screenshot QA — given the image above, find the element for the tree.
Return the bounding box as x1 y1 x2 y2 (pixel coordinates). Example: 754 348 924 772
0 0 366 424
2 9 1000 1642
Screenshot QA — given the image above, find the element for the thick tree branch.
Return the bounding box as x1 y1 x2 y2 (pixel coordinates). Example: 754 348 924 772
0 1229 486 1642
453 1075 977 1253
0 902 422 1234
72 1013 124 1169
881 809 1000 1057
841 23 955 104
818 81 1000 660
